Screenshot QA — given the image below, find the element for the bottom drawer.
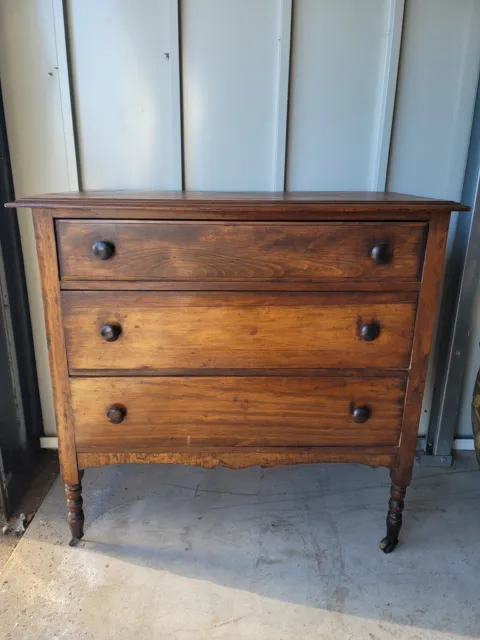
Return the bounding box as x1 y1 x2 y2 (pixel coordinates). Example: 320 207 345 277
71 377 406 450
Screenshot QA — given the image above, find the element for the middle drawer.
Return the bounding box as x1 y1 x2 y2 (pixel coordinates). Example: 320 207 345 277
62 291 417 373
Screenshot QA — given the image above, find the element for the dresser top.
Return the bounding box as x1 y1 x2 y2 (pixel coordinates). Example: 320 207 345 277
6 190 469 211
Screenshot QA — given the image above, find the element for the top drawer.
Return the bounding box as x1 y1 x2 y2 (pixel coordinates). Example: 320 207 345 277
56 220 426 283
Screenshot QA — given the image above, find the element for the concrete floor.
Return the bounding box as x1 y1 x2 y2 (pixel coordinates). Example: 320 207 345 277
0 452 59 572
0 456 479 639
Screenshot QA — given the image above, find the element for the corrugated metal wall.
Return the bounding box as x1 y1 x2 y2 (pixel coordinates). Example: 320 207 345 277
459 283 480 437
0 0 479 438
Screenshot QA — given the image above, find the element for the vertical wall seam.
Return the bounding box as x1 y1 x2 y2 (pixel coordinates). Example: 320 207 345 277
51 0 80 191
169 0 184 190
372 0 405 191
273 0 293 191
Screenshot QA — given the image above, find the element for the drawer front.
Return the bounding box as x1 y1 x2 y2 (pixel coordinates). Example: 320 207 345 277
62 291 417 373
71 377 406 450
56 220 426 282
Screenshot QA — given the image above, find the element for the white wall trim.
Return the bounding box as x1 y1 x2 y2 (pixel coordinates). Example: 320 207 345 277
40 437 59 450
453 439 476 451
168 0 184 189
372 0 405 191
272 0 293 191
52 0 79 191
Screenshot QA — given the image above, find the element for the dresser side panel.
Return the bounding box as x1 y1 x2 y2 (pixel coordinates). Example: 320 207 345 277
32 208 79 484
396 212 451 484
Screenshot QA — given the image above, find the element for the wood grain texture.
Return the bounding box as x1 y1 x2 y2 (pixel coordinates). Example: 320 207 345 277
395 213 451 486
62 291 417 373
56 220 427 283
32 209 79 485
71 376 406 450
7 189 470 210
77 448 398 470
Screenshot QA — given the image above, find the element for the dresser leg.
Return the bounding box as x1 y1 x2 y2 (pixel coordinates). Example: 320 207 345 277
379 482 406 554
65 471 85 547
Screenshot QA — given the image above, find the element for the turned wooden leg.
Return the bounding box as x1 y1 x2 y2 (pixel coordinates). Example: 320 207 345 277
65 471 85 547
379 482 406 554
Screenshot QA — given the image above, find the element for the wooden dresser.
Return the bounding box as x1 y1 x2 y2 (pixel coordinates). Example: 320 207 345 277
8 191 468 553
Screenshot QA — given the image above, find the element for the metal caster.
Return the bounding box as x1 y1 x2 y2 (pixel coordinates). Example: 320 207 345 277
379 536 398 554
69 536 83 547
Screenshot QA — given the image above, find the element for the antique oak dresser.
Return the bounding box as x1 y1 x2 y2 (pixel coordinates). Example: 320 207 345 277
8 192 468 553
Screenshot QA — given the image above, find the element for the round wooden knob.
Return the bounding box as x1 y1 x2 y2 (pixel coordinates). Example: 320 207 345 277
352 405 371 423
100 323 122 342
371 243 390 265
106 406 126 424
92 240 115 260
360 322 380 342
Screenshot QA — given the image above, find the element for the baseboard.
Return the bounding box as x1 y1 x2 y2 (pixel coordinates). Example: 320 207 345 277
40 437 59 450
453 439 475 451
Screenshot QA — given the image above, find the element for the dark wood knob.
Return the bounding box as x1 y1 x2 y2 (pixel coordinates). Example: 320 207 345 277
100 323 122 342
92 240 115 260
352 405 371 423
106 406 126 424
371 243 390 265
360 322 380 342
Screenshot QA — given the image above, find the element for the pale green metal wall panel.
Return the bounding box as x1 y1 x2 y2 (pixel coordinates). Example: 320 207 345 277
386 0 480 436
0 0 77 436
387 0 480 200
67 0 182 190
287 0 391 190
181 0 285 190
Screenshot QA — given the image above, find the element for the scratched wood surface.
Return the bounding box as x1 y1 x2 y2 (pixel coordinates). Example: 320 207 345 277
77 448 398 470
